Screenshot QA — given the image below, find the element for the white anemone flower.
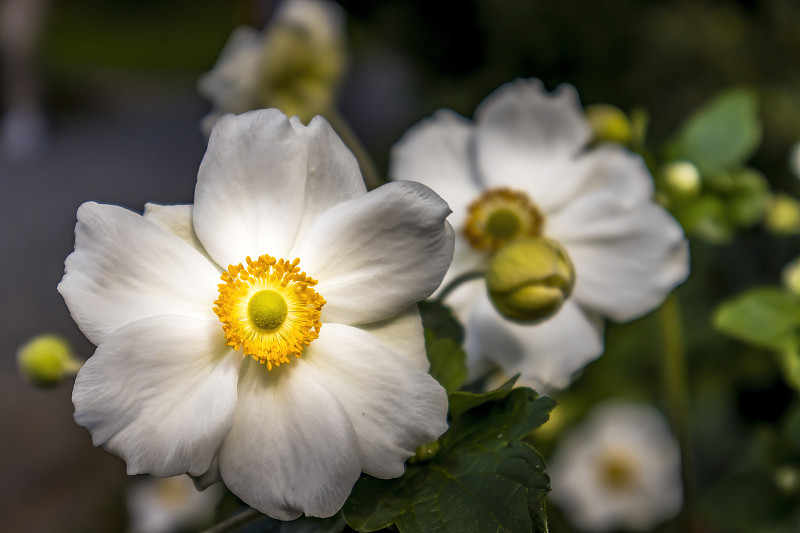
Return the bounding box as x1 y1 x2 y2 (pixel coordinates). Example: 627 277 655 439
59 109 453 520
390 78 689 391
198 0 346 135
548 401 683 532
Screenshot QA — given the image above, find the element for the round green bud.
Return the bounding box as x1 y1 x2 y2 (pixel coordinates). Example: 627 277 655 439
248 290 289 331
487 237 575 324
765 194 800 235
662 161 701 199
782 257 800 297
586 104 632 145
17 334 81 387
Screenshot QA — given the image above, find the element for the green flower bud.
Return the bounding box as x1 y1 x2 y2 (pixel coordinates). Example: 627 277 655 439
765 193 800 235
782 257 800 297
487 237 575 324
662 161 701 200
17 334 81 387
586 104 632 145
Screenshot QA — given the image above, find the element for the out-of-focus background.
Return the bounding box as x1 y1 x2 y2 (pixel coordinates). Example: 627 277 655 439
2 0 800 531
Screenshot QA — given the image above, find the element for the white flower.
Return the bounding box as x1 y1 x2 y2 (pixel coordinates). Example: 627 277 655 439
198 0 346 135
127 475 223 533
390 78 689 390
548 401 683 532
59 109 453 520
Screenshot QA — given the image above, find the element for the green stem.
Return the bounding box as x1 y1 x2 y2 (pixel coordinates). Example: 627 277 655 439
435 271 486 304
658 293 696 530
325 108 384 190
202 508 263 533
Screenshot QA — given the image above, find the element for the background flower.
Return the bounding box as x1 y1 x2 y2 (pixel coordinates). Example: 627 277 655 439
548 401 683 532
198 0 346 135
390 78 689 390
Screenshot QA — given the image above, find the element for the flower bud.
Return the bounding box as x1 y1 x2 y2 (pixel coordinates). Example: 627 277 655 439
661 161 701 200
487 237 575 324
17 334 81 387
586 104 632 145
765 194 800 235
782 257 800 297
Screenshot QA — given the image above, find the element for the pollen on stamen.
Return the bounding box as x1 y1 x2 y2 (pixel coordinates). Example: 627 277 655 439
213 254 325 370
464 187 545 252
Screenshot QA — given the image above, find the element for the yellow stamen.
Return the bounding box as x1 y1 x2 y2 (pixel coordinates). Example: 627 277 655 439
213 254 325 370
464 187 544 252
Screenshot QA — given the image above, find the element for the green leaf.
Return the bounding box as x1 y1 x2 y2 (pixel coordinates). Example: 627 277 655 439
418 301 467 394
418 300 464 343
666 88 761 175
677 195 734 244
343 387 556 533
713 288 800 352
726 169 771 228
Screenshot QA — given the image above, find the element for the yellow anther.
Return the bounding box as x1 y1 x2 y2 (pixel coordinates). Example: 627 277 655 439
464 188 545 252
214 254 325 369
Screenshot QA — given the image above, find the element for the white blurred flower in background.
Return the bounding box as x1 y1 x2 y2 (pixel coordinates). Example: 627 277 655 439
198 0 346 135
548 401 683 532
127 475 223 533
390 78 689 390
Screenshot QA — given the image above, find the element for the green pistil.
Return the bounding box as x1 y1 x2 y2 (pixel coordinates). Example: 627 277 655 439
248 290 288 331
486 209 521 240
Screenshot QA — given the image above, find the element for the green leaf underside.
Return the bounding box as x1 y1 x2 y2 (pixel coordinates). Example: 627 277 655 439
666 88 761 175
343 388 556 533
713 287 800 352
419 301 468 394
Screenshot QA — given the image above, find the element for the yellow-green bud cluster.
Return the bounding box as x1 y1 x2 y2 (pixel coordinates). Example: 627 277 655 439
486 237 575 323
586 104 632 145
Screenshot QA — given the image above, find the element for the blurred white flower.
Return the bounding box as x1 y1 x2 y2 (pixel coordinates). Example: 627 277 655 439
390 79 689 390
127 475 223 533
198 0 347 135
60 109 452 520
548 401 683 532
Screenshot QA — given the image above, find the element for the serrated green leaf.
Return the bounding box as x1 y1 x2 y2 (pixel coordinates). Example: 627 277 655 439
418 301 468 394
418 300 464 344
666 88 761 175
343 388 555 533
424 331 468 394
713 288 800 352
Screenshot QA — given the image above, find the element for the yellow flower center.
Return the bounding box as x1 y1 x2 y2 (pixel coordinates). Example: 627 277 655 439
213 254 325 370
464 188 544 252
597 451 637 492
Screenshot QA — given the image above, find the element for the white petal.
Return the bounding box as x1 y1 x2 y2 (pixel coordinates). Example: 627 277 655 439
193 109 309 267
58 202 221 346
389 109 480 225
289 115 367 238
465 295 604 391
432 235 487 300
560 204 688 321
304 323 448 478
143 203 217 264
72 316 241 477
545 145 655 229
474 79 592 209
291 181 454 325
197 27 263 135
357 305 428 370
545 148 688 321
218 358 361 520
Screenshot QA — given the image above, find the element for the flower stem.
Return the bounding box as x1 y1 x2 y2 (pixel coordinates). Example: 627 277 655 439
325 108 384 190
202 508 263 533
435 271 486 304
658 293 697 530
